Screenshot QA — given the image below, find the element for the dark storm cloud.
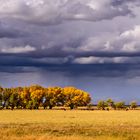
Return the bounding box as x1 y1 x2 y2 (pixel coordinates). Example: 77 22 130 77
0 20 28 38
112 0 140 6
1 63 140 79
0 0 140 79
2 49 140 58
0 66 34 73
0 27 26 38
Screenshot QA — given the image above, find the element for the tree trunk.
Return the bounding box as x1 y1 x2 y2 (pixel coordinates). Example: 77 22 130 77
49 105 53 109
70 104 74 110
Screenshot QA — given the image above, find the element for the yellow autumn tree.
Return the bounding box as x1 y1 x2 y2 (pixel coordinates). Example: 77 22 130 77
43 87 63 109
0 85 92 110
30 89 44 109
20 87 31 109
63 87 91 109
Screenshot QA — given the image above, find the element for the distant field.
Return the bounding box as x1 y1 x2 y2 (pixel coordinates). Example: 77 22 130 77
0 110 140 140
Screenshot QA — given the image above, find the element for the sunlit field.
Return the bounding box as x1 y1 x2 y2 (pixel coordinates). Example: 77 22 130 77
0 110 140 140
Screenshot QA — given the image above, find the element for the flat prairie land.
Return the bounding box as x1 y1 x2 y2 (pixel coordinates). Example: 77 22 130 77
0 110 140 140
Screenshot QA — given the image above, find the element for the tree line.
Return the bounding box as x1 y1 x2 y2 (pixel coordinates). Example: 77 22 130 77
0 85 138 110
0 85 91 110
96 99 138 110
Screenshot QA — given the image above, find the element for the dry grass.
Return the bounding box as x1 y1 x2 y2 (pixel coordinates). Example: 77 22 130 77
0 110 140 140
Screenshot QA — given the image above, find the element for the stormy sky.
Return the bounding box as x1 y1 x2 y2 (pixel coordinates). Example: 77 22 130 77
0 0 140 103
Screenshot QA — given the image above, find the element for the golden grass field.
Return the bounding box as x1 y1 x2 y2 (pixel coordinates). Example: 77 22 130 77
0 110 140 140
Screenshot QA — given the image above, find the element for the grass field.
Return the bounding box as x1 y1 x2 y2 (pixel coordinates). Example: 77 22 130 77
0 110 140 140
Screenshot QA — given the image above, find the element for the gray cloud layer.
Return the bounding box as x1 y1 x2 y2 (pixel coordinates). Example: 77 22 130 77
0 0 138 24
0 0 140 78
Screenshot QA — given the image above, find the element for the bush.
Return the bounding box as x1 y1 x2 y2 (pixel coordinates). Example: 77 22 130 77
115 102 125 110
97 100 108 110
